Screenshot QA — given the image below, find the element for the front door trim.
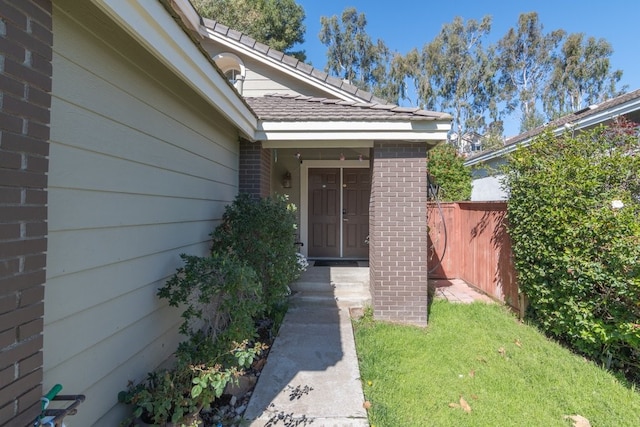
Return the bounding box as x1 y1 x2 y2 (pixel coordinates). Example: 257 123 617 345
300 160 368 258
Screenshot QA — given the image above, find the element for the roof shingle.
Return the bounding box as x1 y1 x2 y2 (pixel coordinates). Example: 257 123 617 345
245 94 452 122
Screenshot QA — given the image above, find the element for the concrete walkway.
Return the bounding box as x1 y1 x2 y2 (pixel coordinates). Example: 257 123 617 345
244 266 370 426
243 269 491 426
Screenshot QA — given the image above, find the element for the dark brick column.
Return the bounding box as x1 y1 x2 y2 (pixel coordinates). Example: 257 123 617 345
239 139 271 198
370 142 429 326
0 0 52 424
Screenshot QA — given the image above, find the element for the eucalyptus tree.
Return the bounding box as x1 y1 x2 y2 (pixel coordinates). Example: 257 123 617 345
414 16 499 153
543 33 625 119
496 12 565 132
191 0 306 60
319 7 393 99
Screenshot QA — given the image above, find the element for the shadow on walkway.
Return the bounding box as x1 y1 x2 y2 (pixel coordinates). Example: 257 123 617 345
244 266 370 426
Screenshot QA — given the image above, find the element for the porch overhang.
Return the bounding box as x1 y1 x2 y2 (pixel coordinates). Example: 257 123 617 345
257 120 451 148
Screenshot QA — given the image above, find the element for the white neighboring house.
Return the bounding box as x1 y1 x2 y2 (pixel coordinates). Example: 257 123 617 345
465 89 640 201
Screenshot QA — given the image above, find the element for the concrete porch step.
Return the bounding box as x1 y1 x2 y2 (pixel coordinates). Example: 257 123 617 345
287 266 372 309
290 281 368 293
289 290 372 308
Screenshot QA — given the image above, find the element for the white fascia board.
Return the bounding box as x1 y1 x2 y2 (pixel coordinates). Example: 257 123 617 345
465 98 640 167
256 120 450 145
259 131 449 148
259 131 449 142
571 99 640 129
203 28 364 103
91 0 257 139
259 120 449 132
256 121 451 148
262 140 374 149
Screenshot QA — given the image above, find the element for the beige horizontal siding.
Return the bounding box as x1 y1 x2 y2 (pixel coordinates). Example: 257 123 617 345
201 40 334 99
46 5 240 425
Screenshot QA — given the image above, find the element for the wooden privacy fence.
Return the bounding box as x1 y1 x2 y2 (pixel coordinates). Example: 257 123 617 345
427 202 520 312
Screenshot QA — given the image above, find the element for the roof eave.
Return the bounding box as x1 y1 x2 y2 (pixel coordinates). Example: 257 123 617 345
258 120 451 148
202 27 372 104
91 0 258 139
465 94 640 167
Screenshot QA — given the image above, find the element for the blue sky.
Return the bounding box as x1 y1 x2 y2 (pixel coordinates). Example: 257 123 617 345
295 0 640 136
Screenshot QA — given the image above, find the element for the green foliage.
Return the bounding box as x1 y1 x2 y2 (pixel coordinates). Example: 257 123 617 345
329 10 625 142
192 0 306 60
503 119 640 384
121 194 302 424
118 341 265 426
415 15 499 143
496 12 565 132
319 8 392 98
157 252 263 359
210 193 302 314
544 33 626 119
427 143 472 202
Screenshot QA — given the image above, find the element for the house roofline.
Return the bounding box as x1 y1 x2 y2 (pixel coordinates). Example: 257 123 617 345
92 0 258 139
465 89 640 167
200 18 387 105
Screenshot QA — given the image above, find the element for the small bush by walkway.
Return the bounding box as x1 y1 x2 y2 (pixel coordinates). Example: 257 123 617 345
354 301 640 426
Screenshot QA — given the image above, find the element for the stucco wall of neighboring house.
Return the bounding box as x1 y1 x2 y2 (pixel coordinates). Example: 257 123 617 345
46 4 240 425
471 175 507 201
470 157 508 201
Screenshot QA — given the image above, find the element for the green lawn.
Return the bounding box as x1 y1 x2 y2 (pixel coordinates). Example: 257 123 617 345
354 301 640 427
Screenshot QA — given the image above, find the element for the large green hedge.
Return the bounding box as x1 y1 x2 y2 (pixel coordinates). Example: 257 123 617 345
503 119 640 384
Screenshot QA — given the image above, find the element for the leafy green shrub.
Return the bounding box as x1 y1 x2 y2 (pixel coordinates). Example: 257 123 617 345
210 193 301 314
118 340 266 426
157 252 263 360
427 143 472 201
503 119 640 384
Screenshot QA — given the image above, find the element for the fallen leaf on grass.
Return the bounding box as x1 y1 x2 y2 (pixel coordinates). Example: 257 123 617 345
469 369 475 378
498 347 506 357
449 396 472 413
564 414 591 427
363 401 372 410
514 339 522 347
459 397 472 413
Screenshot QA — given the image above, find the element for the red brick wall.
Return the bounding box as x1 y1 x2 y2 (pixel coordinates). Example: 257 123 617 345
239 139 271 198
370 142 429 326
0 0 51 424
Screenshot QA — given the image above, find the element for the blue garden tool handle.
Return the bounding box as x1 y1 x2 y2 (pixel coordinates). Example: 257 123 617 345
41 384 62 410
